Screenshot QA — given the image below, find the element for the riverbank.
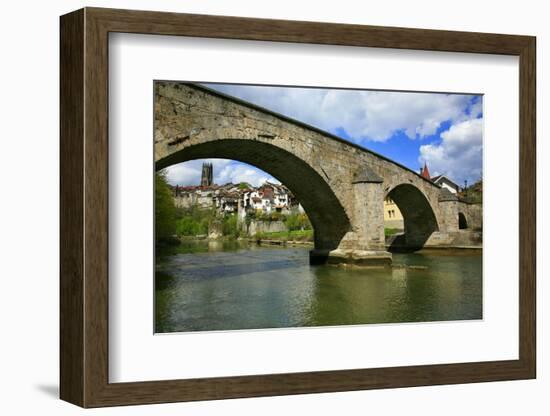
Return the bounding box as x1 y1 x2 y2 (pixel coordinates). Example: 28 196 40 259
251 238 313 247
170 236 481 251
250 229 314 247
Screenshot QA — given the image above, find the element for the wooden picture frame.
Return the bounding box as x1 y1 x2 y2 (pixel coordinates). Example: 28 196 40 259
60 7 536 408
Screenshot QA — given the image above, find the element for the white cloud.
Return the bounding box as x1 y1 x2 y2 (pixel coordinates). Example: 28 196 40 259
163 159 277 187
419 117 483 185
216 163 278 187
205 83 473 142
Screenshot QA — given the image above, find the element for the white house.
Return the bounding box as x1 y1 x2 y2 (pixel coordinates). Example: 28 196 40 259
431 175 461 194
174 180 295 216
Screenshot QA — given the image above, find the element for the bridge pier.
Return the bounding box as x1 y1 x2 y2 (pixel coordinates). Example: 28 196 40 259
317 167 392 267
437 189 460 233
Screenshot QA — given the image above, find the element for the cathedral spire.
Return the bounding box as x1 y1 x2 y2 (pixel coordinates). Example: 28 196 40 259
200 162 213 187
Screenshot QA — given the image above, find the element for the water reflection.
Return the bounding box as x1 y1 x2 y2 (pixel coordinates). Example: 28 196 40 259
155 241 482 333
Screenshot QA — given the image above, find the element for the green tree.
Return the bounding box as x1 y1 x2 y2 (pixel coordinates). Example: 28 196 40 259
155 171 176 242
175 206 216 236
222 214 240 238
460 179 483 204
284 212 312 231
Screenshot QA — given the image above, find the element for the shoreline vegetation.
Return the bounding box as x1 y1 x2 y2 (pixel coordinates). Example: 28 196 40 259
156 171 316 246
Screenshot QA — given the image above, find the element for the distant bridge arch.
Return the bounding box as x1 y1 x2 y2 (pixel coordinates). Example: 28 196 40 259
155 82 477 265
385 183 439 251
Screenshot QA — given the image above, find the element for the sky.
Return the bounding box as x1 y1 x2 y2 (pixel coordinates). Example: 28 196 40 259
164 83 483 188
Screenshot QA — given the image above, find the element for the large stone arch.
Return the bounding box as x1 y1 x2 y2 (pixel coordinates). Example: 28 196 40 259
156 139 351 251
385 183 439 251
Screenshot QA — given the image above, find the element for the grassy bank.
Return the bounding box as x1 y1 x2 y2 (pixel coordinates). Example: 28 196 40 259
385 227 403 237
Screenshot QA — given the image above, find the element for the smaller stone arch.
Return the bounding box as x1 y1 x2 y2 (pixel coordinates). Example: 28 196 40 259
386 183 439 251
458 212 469 229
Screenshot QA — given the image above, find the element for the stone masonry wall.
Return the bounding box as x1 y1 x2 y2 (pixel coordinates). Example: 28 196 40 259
245 220 288 236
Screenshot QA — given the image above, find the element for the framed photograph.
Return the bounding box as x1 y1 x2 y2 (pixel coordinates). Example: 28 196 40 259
60 7 536 408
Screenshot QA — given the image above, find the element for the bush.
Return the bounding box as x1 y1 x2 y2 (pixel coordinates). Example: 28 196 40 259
174 206 215 236
176 217 209 236
155 171 176 242
284 213 312 231
222 214 240 238
244 211 256 226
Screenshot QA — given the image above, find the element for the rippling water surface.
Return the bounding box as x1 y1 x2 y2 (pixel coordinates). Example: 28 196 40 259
155 240 482 333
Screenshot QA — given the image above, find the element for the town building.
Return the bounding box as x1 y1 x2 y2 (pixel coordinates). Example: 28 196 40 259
420 162 461 194
172 163 296 215
173 184 216 209
431 175 461 194
384 196 404 230
241 182 293 214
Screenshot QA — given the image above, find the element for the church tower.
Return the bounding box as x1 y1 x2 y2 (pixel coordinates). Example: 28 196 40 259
420 162 431 180
200 162 213 187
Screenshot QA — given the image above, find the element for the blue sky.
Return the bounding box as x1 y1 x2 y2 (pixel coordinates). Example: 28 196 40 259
164 83 483 188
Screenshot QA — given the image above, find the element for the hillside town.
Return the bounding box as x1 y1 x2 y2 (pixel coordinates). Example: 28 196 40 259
171 162 302 219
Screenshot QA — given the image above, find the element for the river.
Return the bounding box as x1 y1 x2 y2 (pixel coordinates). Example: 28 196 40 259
155 240 482 333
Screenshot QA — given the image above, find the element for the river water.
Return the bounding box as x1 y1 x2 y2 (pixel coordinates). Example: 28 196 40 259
155 240 482 333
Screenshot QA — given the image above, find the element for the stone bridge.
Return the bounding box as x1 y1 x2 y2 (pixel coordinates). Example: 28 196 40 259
154 82 481 266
